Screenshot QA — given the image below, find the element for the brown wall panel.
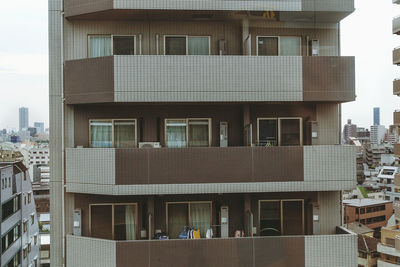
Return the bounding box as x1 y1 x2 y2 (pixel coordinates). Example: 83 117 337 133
64 0 113 18
64 56 114 104
302 56 355 101
115 146 303 185
115 237 305 267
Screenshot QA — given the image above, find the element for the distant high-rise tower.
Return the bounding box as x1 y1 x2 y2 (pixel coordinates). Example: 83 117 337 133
373 107 380 125
34 122 45 134
19 107 29 131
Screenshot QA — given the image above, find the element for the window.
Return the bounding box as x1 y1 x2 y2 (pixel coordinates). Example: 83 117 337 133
34 234 38 245
90 203 137 240
8 177 10 188
2 223 21 253
88 35 135 58
6 250 20 267
27 242 31 252
2 195 20 220
31 214 35 225
257 118 302 146
165 119 211 148
28 192 31 204
166 202 212 239
23 221 27 233
259 199 304 236
2 179 4 189
89 119 137 148
164 36 210 55
23 247 27 259
257 36 301 56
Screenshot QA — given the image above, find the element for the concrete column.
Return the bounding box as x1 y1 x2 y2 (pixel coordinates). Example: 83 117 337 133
242 17 251 55
243 104 251 146
147 196 155 240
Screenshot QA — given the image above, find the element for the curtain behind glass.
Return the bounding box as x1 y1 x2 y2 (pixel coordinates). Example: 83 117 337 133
258 37 278 56
114 120 136 148
258 119 277 146
165 37 186 55
282 201 303 235
190 203 211 238
90 205 113 239
279 119 301 146
188 120 209 147
90 121 112 148
168 204 188 238
259 201 281 236
124 205 136 240
166 120 187 148
89 36 112 58
280 37 301 56
188 37 209 55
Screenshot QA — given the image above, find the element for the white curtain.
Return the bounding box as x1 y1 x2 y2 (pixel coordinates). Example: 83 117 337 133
190 203 211 238
89 36 112 58
188 37 209 55
166 120 187 148
125 205 136 240
90 121 112 147
280 36 301 56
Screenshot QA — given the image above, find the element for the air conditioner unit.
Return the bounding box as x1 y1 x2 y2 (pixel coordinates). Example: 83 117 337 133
139 142 161 148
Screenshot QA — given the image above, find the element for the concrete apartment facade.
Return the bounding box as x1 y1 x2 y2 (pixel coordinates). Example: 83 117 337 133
49 0 357 266
0 161 40 267
343 199 393 231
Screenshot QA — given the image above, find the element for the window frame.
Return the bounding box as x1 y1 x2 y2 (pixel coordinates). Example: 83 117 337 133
165 201 212 237
257 117 303 146
258 199 305 236
88 203 138 240
256 36 302 56
87 34 136 58
163 35 211 55
164 118 212 148
88 118 138 148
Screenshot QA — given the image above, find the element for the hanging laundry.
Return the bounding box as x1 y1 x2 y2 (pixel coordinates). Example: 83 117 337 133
193 228 201 239
206 228 213 239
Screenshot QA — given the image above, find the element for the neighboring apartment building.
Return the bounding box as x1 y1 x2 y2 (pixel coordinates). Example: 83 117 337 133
343 199 393 231
28 148 49 166
366 145 388 168
376 166 400 201
371 125 386 145
0 160 40 266
49 0 358 266
344 119 357 144
376 225 400 266
358 234 379 267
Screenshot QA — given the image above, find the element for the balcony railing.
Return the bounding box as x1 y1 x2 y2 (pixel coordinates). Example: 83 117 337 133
64 56 355 104
65 145 356 195
66 227 357 267
63 0 354 19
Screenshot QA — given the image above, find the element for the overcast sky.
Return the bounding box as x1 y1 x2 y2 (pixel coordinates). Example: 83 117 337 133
0 0 399 131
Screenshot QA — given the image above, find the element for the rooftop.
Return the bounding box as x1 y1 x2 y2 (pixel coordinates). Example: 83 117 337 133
343 198 392 207
346 222 374 235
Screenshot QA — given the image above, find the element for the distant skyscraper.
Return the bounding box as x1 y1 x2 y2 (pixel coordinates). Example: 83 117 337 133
34 122 45 134
370 125 386 145
19 107 29 131
373 107 380 125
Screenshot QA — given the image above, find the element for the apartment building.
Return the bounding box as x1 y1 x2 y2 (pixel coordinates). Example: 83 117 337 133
28 148 49 166
377 225 400 266
343 199 393 231
358 234 379 267
0 160 40 266
49 0 357 266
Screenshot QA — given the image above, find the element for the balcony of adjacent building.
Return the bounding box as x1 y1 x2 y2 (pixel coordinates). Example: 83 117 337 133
66 192 357 267
394 79 400 96
63 1 354 22
394 47 400 65
65 103 355 195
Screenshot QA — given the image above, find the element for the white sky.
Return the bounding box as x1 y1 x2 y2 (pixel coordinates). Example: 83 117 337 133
0 0 399 131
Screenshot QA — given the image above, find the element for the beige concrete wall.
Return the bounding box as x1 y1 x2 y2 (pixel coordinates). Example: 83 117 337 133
318 191 341 235
315 103 340 145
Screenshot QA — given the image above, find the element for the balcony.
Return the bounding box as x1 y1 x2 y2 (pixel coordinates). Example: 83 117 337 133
394 47 400 65
394 111 400 125
64 0 354 20
64 56 355 104
65 145 356 195
394 79 400 96
394 16 400 35
66 228 357 267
